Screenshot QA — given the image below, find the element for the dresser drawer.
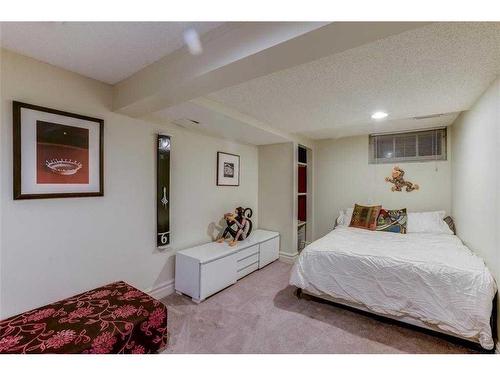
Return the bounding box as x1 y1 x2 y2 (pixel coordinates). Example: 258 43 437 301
237 253 259 270
237 261 259 280
236 244 259 261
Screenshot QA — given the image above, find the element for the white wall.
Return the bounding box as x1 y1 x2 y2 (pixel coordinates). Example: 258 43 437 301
258 142 295 259
451 76 500 339
0 49 258 318
314 135 452 238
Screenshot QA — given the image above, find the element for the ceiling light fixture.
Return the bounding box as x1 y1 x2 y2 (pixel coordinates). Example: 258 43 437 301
183 28 203 55
371 111 388 120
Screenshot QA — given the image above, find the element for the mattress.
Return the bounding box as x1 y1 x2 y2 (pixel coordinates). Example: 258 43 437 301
289 226 497 349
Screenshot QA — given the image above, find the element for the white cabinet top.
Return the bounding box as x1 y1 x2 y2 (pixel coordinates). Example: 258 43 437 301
246 229 279 243
177 229 279 264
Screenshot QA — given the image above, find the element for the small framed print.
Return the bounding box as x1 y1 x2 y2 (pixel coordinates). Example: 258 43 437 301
217 151 240 186
13 101 104 199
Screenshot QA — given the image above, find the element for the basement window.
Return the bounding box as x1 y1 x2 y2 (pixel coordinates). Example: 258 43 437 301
369 128 447 164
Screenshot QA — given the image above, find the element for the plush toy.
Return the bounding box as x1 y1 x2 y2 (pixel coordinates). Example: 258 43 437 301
217 207 253 246
385 166 419 192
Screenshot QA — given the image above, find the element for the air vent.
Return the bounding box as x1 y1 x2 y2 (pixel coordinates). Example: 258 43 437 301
413 114 444 120
173 118 201 128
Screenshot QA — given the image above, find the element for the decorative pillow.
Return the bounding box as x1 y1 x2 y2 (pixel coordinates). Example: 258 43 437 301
376 208 407 234
349 204 381 230
336 208 354 227
407 211 453 234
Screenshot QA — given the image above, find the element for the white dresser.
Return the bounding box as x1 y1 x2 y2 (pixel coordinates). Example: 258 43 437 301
175 229 280 302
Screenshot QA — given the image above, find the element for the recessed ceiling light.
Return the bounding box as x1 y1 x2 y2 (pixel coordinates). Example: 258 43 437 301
371 111 388 120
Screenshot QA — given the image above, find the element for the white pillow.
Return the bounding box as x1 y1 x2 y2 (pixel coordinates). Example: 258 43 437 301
336 208 354 227
407 211 453 234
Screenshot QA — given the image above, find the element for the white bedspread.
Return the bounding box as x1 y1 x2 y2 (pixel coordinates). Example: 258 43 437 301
289 227 497 349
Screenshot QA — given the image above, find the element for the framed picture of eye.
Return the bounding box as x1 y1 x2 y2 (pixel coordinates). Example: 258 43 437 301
13 101 104 199
217 151 240 186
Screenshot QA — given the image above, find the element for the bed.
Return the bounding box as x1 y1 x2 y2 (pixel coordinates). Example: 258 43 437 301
289 217 497 350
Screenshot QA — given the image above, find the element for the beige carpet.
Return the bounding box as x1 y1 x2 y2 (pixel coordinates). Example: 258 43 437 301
161 261 481 354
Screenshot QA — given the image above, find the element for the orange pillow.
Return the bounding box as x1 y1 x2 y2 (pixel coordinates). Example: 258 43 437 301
349 204 382 230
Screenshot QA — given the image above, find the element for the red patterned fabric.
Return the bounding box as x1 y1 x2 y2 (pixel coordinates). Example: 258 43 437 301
0 281 168 354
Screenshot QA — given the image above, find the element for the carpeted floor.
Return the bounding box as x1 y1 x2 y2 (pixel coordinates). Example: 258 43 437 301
161 261 481 354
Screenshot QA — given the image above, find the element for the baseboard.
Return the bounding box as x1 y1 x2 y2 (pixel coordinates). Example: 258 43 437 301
146 279 175 300
279 251 299 264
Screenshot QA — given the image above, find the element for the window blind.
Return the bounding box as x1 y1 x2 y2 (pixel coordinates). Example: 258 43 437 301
369 128 446 163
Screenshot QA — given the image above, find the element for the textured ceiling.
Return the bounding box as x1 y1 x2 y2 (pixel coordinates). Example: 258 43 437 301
0 22 222 84
208 23 500 139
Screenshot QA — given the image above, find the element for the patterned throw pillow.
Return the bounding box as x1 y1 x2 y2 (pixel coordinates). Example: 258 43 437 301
349 204 382 230
376 208 408 234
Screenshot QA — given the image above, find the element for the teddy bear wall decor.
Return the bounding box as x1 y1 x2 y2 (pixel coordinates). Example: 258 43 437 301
385 166 419 192
217 207 253 246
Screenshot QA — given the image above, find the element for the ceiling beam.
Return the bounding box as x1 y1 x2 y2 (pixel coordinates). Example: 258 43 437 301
113 22 432 118
191 97 316 148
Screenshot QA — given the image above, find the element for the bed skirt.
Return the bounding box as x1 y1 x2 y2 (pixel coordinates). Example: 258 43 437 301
297 287 495 350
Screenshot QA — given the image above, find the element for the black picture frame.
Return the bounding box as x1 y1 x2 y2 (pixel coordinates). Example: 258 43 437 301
217 151 240 186
13 101 104 200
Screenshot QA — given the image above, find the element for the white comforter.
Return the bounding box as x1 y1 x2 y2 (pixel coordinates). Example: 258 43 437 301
290 227 497 349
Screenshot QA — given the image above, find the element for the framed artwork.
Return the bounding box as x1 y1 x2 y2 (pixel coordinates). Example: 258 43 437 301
157 134 171 247
13 101 103 199
217 151 240 186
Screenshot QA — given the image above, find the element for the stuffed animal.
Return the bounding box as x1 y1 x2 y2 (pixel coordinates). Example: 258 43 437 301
385 166 419 192
217 207 253 246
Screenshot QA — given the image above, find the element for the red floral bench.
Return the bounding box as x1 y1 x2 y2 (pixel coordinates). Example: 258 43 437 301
0 281 168 354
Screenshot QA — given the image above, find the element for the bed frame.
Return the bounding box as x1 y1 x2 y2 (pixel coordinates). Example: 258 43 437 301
298 215 498 351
